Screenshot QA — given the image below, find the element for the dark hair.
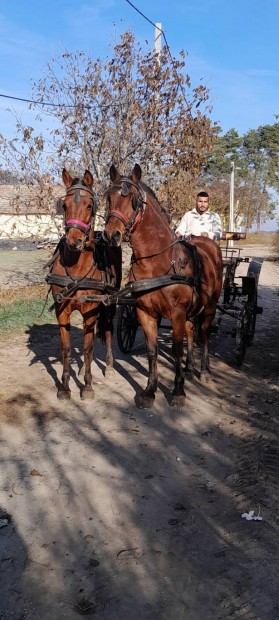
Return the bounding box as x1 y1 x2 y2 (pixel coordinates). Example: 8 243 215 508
197 191 209 198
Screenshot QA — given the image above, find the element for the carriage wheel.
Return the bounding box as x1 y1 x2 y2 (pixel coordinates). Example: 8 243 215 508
236 307 249 366
246 290 258 345
246 258 263 344
117 304 139 354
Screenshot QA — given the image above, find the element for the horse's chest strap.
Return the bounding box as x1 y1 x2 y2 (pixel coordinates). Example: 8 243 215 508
46 273 108 305
125 273 197 295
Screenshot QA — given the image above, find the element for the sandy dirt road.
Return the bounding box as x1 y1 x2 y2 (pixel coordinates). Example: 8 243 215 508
0 244 278 620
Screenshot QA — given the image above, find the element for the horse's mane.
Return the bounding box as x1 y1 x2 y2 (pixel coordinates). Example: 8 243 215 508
139 181 171 223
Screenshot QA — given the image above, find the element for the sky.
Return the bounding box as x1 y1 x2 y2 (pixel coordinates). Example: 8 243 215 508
0 0 278 227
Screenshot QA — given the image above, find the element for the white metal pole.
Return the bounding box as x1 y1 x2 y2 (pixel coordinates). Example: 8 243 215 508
229 161 235 231
155 23 162 60
151 23 162 185
229 161 235 248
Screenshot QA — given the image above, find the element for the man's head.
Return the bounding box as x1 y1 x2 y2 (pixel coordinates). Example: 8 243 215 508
196 191 209 215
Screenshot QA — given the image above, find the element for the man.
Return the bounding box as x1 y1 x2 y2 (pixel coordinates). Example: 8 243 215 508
175 191 222 241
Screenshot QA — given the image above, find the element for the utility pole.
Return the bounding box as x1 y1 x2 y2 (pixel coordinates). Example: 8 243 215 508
229 161 235 232
150 23 162 187
229 161 235 248
154 23 162 60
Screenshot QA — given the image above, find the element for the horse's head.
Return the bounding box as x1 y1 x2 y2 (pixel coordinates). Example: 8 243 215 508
61 168 96 252
103 164 146 246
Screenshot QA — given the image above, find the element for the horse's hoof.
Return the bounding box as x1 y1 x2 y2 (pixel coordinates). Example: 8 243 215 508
184 370 195 381
105 366 115 378
170 394 186 407
200 372 212 383
136 393 155 409
57 388 71 400
80 387 95 400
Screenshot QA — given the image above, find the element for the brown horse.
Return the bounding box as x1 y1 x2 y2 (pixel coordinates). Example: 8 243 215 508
104 164 223 408
46 168 121 399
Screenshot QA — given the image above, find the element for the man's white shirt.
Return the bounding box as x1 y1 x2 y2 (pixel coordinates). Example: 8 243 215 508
176 208 222 240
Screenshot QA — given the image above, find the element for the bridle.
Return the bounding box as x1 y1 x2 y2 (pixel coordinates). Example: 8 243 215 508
105 178 146 239
64 183 96 244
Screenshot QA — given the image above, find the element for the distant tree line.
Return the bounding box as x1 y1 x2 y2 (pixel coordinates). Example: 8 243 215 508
202 125 279 231
0 29 278 231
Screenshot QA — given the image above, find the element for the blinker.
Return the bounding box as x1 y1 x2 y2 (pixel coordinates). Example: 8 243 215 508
121 182 129 197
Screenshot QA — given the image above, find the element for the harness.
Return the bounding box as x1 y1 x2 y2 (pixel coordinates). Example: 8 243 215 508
105 178 147 239
46 176 119 311
104 178 203 302
64 183 97 246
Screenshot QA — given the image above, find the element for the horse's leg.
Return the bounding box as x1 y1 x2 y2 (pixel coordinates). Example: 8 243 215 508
103 306 115 377
81 316 95 400
57 314 72 399
199 309 215 382
136 310 158 408
104 329 115 376
184 319 195 380
170 315 187 407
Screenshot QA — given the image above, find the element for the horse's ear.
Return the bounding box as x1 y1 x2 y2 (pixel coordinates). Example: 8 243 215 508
83 169 94 188
110 164 120 183
131 164 142 183
62 168 73 189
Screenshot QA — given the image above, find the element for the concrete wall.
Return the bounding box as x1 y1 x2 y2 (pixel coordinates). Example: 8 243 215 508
0 214 64 240
0 212 105 240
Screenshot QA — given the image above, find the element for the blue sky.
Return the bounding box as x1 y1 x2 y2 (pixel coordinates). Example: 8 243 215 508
0 0 278 227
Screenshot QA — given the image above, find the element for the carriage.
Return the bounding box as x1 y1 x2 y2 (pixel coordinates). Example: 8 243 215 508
116 231 263 366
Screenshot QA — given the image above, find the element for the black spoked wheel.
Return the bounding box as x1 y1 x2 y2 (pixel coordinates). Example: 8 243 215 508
236 307 249 366
246 258 263 345
117 304 139 354
246 291 258 345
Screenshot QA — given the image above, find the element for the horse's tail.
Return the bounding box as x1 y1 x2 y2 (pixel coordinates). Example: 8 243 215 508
95 303 116 342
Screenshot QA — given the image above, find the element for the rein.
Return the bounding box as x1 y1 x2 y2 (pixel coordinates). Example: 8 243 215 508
131 238 180 263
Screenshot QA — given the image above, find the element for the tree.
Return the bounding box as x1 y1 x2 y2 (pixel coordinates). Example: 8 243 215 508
0 167 19 185
0 31 214 216
201 123 279 230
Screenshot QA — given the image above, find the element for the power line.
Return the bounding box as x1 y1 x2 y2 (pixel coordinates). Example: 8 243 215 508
0 93 90 109
123 0 192 112
124 0 159 29
1 3 194 114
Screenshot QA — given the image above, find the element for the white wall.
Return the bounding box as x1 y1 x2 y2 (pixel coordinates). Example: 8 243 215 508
0 214 64 240
0 213 105 240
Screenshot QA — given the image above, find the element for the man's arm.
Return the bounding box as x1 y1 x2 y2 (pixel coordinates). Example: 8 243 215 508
209 212 222 241
175 212 189 237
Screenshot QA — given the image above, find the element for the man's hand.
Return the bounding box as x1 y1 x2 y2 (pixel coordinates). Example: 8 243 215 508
200 232 209 237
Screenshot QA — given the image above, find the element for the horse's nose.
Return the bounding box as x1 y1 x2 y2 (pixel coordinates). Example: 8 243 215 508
67 237 83 251
111 230 122 246
103 230 111 243
75 238 83 247
103 230 122 246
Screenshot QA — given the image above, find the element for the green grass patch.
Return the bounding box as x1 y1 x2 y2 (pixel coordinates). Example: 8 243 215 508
0 295 57 332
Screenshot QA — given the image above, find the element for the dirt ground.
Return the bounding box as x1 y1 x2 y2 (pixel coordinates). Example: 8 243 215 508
0 243 279 620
